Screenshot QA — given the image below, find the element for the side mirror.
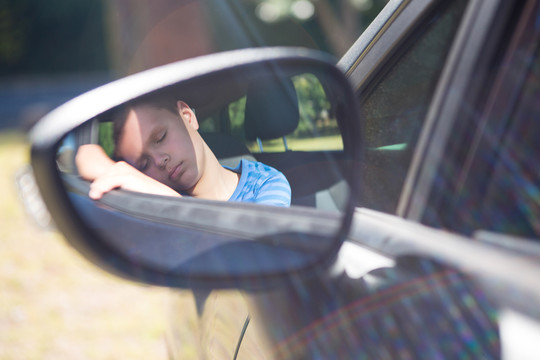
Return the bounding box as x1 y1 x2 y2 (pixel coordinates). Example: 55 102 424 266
30 48 361 289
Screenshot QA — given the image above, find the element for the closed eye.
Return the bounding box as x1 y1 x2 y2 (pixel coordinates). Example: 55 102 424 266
156 130 166 144
138 157 149 171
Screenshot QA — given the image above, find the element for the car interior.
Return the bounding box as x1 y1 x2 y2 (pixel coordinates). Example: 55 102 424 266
200 74 352 211
58 70 356 215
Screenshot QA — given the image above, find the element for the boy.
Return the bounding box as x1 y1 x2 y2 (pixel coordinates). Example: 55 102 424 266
75 98 291 207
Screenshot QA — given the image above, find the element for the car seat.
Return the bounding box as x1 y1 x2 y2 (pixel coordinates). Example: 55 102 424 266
243 76 349 212
244 77 299 152
200 132 255 168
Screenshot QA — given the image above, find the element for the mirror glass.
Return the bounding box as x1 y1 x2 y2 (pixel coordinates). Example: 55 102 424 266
53 60 356 278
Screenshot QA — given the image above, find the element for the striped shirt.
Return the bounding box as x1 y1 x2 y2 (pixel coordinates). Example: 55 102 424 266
226 159 291 207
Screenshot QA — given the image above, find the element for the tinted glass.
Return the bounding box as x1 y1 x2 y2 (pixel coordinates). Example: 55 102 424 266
357 0 468 213
476 42 540 239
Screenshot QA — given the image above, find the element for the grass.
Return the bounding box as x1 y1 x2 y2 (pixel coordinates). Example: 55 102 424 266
0 132 173 359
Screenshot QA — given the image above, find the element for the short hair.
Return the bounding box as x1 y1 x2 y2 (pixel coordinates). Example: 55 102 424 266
111 93 179 160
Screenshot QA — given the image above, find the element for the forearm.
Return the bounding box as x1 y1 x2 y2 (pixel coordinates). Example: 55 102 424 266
87 160 181 200
75 144 181 199
75 144 115 181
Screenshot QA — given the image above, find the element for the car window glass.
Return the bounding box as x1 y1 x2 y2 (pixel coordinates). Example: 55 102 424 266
356 0 468 213
476 42 540 239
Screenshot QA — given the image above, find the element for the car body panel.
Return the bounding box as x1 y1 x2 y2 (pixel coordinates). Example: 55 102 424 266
220 0 540 358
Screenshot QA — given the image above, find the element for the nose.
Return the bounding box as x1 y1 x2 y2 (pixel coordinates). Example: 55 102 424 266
153 153 169 169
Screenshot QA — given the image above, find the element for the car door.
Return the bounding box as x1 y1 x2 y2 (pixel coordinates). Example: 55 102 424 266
250 0 540 358
209 0 485 359
163 1 476 358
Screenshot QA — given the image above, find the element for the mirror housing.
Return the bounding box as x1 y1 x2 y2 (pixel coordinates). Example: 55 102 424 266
30 48 360 289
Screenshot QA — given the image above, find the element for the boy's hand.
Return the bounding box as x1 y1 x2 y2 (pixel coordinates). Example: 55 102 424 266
88 161 180 199
75 144 180 200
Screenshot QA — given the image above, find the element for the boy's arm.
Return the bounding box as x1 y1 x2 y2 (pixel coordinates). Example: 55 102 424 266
75 144 115 180
256 171 292 207
75 144 180 200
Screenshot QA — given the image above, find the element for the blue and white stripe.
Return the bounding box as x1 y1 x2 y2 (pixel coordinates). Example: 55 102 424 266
226 159 291 207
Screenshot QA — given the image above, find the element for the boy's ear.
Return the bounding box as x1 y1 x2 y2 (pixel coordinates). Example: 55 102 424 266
176 100 199 130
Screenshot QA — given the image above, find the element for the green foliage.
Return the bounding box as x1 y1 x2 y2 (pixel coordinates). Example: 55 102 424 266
229 96 247 137
98 122 114 158
292 73 339 138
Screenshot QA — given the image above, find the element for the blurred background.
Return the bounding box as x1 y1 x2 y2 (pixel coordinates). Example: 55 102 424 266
0 0 386 358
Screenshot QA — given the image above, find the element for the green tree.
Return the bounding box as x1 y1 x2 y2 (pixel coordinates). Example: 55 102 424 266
293 74 336 138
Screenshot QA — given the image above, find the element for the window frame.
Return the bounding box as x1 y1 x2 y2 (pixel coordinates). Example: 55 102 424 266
342 0 441 91
398 0 518 222
342 0 470 213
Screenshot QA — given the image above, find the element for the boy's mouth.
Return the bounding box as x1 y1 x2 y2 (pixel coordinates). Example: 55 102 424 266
168 163 183 180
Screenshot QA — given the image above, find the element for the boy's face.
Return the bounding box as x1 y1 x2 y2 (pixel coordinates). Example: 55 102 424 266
115 101 205 193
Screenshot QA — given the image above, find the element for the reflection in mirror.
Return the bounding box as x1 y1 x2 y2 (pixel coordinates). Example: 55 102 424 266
54 63 354 277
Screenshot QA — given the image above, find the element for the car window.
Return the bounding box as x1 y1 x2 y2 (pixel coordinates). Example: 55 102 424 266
200 73 344 153
356 0 468 213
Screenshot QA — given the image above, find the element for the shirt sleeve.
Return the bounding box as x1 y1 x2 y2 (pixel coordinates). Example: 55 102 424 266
254 169 292 207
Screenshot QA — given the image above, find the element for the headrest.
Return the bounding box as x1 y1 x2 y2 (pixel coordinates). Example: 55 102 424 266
244 77 299 141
